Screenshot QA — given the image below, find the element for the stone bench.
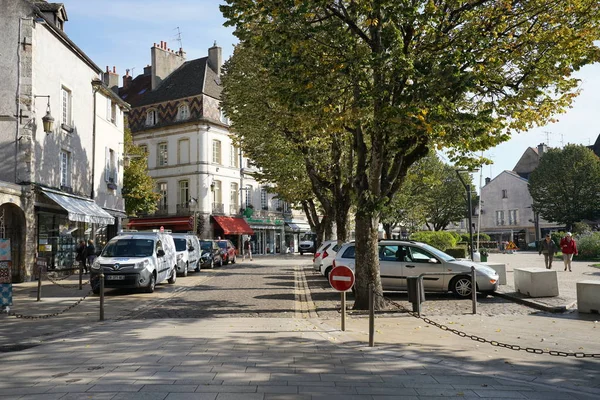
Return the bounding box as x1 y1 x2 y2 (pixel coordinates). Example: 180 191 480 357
513 268 559 298
577 280 600 314
483 262 507 285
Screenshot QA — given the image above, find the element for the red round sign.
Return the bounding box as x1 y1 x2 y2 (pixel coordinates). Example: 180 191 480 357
328 265 355 292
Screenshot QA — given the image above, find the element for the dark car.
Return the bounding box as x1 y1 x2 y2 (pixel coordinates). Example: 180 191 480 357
216 240 237 265
198 239 223 269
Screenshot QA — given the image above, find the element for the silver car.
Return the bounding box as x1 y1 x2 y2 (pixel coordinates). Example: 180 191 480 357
333 240 499 298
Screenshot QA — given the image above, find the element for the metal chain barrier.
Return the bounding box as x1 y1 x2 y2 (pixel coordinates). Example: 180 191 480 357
45 272 90 288
7 289 94 319
372 291 600 359
46 269 78 281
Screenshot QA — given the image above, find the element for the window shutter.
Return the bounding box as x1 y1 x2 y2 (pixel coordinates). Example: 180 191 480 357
105 147 110 182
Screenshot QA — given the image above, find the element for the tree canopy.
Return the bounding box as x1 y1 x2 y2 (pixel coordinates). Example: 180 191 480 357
221 0 600 309
529 144 600 231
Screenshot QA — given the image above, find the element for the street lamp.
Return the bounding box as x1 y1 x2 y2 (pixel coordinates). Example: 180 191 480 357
35 95 55 134
456 169 478 261
189 197 198 233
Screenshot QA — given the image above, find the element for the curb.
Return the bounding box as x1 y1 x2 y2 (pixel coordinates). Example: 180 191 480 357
494 291 577 313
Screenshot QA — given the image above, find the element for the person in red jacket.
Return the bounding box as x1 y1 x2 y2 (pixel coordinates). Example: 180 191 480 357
559 232 578 272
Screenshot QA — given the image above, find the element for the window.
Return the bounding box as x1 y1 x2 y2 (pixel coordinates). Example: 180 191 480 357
158 182 168 209
220 108 228 124
105 147 117 183
146 109 157 126
158 142 168 166
177 104 189 121
139 145 148 167
178 139 189 164
213 180 222 203
60 150 70 187
61 87 72 127
261 188 268 210
495 210 505 226
502 189 508 199
245 185 252 207
230 183 239 209
230 145 239 168
212 140 222 164
178 180 189 206
508 209 518 225
106 99 116 124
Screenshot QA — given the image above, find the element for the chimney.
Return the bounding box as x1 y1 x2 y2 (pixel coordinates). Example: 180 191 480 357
143 64 151 76
485 177 491 185
537 143 547 156
150 40 186 90
102 66 119 94
123 69 133 89
208 41 222 76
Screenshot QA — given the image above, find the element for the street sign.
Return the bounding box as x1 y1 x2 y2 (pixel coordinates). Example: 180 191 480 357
329 265 355 292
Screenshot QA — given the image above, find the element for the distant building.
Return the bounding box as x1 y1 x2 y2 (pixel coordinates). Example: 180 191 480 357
0 0 129 280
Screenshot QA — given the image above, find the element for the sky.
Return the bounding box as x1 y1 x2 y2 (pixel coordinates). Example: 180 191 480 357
62 0 600 185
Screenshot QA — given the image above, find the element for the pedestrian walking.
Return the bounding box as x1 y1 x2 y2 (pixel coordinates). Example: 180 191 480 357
538 234 558 269
84 240 96 273
75 240 86 273
559 232 578 272
243 238 253 261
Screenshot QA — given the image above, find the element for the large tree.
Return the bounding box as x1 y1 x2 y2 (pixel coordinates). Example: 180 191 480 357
221 0 600 309
529 144 600 231
122 128 160 217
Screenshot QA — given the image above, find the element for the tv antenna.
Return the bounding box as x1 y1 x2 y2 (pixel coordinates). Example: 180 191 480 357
542 130 554 147
174 27 183 50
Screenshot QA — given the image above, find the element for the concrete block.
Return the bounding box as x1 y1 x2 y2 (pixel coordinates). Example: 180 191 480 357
577 280 600 314
513 268 559 298
483 263 507 285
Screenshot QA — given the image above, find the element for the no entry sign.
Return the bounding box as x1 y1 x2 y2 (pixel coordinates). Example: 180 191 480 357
328 265 355 292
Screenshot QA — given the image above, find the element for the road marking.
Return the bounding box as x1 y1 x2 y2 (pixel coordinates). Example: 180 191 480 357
294 265 317 319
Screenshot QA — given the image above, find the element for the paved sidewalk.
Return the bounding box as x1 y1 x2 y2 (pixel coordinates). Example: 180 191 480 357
1 317 599 400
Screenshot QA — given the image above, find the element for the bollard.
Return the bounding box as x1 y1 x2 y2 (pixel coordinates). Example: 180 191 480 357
79 265 83 290
471 266 477 314
368 283 374 347
341 291 346 331
99 273 105 321
36 264 42 301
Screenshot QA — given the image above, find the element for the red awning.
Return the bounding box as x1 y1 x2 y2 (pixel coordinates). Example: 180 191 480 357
212 216 254 235
127 216 192 231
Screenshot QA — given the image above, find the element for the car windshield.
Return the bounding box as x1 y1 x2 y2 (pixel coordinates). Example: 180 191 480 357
300 233 315 241
173 238 187 251
217 241 227 249
418 243 456 262
101 239 154 257
200 241 212 251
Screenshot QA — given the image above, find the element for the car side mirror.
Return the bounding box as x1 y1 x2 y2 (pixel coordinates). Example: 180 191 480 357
428 258 438 264
188 247 194 251
157 249 165 257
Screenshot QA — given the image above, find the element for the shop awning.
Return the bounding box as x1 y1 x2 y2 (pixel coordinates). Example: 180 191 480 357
127 216 192 230
41 187 114 225
285 221 311 232
213 216 254 235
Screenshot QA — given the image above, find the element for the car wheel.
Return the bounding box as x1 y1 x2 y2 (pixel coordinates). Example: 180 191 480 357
324 266 333 280
300 251 304 255
195 262 201 272
183 263 188 277
219 257 223 267
224 256 229 265
168 268 177 284
450 275 473 298
231 255 236 264
146 273 156 293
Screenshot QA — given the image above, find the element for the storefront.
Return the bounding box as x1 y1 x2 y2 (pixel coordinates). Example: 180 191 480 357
36 187 114 270
247 216 285 255
127 216 194 233
212 216 254 250
284 220 311 254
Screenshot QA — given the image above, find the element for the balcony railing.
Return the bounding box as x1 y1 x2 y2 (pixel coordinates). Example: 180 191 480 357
253 209 284 218
230 205 240 215
176 203 192 216
212 202 224 215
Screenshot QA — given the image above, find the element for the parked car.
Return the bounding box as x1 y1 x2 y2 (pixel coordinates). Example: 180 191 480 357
217 239 237 265
319 242 343 279
199 239 223 269
90 230 177 294
171 233 201 276
333 240 499 298
313 240 337 272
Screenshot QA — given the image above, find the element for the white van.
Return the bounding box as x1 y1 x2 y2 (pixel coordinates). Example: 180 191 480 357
171 233 201 276
90 231 177 294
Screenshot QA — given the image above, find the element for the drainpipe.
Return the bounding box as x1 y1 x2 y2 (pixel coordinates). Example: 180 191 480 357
91 86 98 199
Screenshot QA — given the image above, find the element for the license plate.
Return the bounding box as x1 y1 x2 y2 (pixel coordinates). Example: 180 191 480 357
106 275 125 280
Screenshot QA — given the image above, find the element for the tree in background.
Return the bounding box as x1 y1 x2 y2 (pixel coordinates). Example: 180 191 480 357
529 144 600 231
122 128 160 217
222 0 600 309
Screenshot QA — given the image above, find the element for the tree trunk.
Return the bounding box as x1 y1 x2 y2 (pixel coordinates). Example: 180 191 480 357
353 213 385 310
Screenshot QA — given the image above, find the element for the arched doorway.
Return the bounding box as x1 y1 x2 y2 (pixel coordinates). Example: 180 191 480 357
0 203 26 282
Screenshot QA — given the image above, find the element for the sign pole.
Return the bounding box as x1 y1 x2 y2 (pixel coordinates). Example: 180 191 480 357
341 291 346 331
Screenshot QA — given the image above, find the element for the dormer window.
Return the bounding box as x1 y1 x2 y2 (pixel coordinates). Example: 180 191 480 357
220 109 229 125
146 109 157 126
177 104 190 121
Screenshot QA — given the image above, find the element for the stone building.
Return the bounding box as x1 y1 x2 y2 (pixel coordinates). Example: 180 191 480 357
0 0 128 281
